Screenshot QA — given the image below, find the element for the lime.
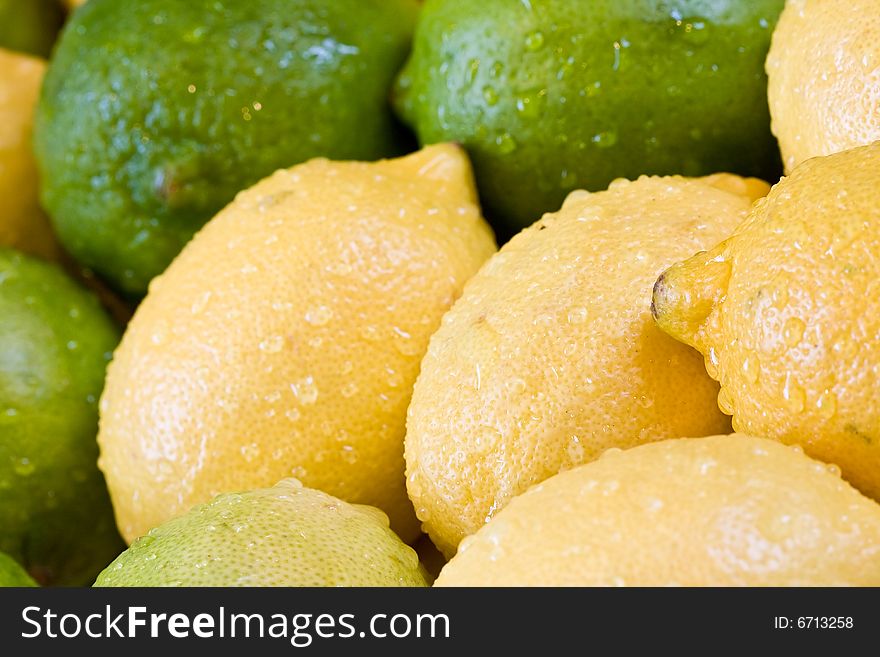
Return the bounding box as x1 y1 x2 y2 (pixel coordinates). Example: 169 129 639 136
95 480 429 587
0 551 37 587
0 248 123 585
35 0 419 295
394 0 784 234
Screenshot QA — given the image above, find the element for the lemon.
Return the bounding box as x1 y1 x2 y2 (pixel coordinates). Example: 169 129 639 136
0 49 60 260
436 435 880 586
98 144 496 544
406 173 768 556
653 141 880 502
766 0 880 172
95 479 428 587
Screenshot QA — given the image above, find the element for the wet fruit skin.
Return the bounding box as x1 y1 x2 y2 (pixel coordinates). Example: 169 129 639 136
95 480 429 587
652 141 880 503
35 0 419 296
97 145 495 545
405 173 766 556
435 435 880 587
0 248 123 586
394 0 784 235
766 0 880 172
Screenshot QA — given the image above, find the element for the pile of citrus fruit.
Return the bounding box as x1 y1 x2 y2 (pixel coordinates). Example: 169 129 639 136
2 0 880 587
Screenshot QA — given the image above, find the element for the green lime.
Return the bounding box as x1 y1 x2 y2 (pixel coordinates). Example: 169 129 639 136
0 0 64 59
35 0 419 296
95 480 429 587
0 551 37 587
394 0 784 234
0 248 123 585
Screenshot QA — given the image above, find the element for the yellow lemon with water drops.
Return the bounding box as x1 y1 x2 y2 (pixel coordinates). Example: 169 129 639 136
766 0 880 172
405 172 768 556
98 144 496 544
0 49 60 261
653 141 880 502
95 480 429 587
436 435 880 586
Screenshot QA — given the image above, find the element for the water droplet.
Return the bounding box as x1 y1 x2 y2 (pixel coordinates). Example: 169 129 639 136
482 85 499 106
782 374 805 412
305 305 333 326
742 355 760 384
717 387 735 415
832 338 858 360
495 132 517 154
816 391 838 420
682 19 710 45
341 382 359 398
285 408 301 422
392 327 420 356
524 30 545 51
191 291 212 315
291 377 319 405
592 130 618 148
566 435 585 463
474 426 501 455
601 479 620 496
559 168 577 188
705 347 720 379
466 58 480 84
386 368 404 388
826 462 842 477
360 325 380 341
259 335 285 353
567 307 588 324
13 458 35 476
783 317 805 348
515 90 546 118
341 445 358 464
584 80 602 97
240 443 260 462
557 56 575 79
534 312 554 327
